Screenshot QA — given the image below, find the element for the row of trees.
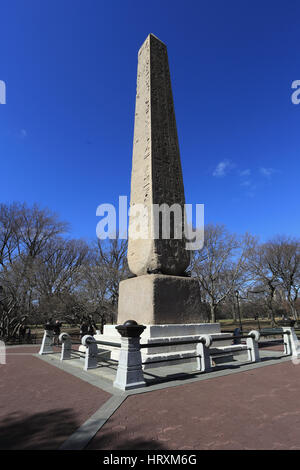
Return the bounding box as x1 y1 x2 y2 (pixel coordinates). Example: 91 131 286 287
0 202 299 339
191 225 299 324
0 202 128 339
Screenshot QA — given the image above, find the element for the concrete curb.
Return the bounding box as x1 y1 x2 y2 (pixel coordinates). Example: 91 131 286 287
59 394 127 450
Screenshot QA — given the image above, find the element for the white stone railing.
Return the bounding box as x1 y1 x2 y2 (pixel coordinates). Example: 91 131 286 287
38 324 300 391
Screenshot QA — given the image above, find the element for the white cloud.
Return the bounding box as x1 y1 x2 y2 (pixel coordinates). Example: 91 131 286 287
212 159 232 177
20 129 27 138
260 167 276 177
240 169 251 177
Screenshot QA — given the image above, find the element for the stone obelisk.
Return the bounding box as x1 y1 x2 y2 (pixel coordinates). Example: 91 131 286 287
117 34 202 325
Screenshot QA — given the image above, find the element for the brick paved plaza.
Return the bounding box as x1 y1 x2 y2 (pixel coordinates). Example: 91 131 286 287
1 343 300 450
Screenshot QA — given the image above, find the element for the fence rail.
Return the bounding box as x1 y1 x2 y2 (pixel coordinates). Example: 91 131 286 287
140 338 206 349
86 338 121 348
38 324 300 391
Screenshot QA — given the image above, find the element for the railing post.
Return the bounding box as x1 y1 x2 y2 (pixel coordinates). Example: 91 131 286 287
247 330 261 363
114 320 146 391
39 329 54 355
196 335 212 372
59 333 72 360
0 339 6 365
82 335 98 370
283 328 300 358
283 329 292 355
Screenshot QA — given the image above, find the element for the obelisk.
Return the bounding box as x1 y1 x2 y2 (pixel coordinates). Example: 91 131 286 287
117 34 202 325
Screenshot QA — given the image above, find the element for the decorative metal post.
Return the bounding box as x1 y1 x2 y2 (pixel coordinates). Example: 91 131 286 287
114 320 146 391
235 290 243 334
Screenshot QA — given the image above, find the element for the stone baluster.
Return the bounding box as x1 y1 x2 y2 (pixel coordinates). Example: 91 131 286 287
114 320 146 390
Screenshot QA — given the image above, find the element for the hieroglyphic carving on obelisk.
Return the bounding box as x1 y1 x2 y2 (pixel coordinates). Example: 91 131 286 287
128 34 190 276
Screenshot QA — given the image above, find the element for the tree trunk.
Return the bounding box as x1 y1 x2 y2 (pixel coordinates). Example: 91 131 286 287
210 304 217 323
268 308 276 327
289 302 298 321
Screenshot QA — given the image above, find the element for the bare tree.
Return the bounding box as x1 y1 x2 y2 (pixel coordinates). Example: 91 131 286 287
190 224 251 323
16 203 69 259
264 236 300 320
0 203 69 338
95 238 129 310
245 236 300 323
0 202 21 268
246 240 280 326
34 237 89 298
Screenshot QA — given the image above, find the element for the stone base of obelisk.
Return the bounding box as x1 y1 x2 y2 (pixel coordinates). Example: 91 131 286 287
91 274 233 369
93 323 233 369
117 274 203 325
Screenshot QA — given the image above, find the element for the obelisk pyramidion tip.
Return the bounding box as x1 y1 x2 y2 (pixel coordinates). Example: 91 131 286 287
148 33 166 45
139 34 166 52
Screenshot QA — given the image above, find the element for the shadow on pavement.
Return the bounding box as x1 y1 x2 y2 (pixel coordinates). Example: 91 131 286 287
87 429 163 450
144 370 201 385
142 353 287 386
0 408 79 450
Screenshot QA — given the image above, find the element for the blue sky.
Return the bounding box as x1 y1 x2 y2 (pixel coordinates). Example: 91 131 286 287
0 0 299 243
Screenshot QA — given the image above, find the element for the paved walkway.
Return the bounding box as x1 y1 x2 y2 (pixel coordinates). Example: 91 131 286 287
0 346 111 449
1 343 299 450
88 360 300 450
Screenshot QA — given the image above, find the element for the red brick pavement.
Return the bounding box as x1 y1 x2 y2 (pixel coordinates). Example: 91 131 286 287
87 359 300 450
1 345 300 451
0 346 111 450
